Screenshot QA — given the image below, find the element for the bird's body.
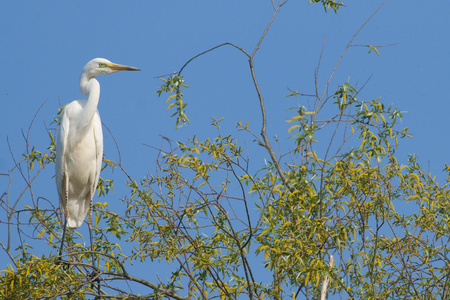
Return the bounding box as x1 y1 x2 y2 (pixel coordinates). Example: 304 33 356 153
55 58 139 251
55 99 103 228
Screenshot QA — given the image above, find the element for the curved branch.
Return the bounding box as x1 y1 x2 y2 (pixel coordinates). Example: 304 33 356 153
103 271 189 300
179 42 250 75
248 58 289 188
173 2 291 190
248 1 290 188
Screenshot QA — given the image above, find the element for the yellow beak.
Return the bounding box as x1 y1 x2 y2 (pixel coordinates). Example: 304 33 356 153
109 62 140 71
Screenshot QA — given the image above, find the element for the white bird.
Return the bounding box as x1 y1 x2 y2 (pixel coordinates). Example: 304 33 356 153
56 58 139 260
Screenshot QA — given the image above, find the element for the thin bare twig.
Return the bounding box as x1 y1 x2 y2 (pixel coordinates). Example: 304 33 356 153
317 0 389 113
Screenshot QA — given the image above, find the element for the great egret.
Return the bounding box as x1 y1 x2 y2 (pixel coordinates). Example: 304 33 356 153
55 58 139 264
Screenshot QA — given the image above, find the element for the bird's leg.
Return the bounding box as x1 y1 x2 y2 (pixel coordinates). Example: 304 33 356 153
58 218 68 263
56 175 69 268
88 184 95 269
57 174 69 268
88 184 101 297
65 174 70 220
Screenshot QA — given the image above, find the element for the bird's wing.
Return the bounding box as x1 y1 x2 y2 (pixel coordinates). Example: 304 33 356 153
55 105 71 212
93 110 103 194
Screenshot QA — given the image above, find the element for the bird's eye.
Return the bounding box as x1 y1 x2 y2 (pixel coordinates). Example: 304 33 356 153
98 63 107 68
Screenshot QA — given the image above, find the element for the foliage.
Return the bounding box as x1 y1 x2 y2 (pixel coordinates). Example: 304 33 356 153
156 74 190 129
309 0 344 13
3 1 450 300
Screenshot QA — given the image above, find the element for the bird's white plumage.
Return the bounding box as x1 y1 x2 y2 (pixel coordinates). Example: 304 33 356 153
55 58 139 229
55 101 103 228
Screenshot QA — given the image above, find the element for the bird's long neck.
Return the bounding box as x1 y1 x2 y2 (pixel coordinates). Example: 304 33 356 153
77 74 100 133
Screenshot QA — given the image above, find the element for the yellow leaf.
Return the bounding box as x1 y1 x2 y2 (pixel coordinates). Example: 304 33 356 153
197 181 206 189
167 102 177 110
369 45 380 56
165 94 176 104
37 229 45 239
288 125 301 133
286 115 305 123
240 174 250 180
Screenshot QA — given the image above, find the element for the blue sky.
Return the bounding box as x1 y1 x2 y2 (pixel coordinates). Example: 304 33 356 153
1 0 450 297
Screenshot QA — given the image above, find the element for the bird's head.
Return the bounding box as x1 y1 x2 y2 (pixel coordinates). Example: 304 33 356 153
82 58 140 79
